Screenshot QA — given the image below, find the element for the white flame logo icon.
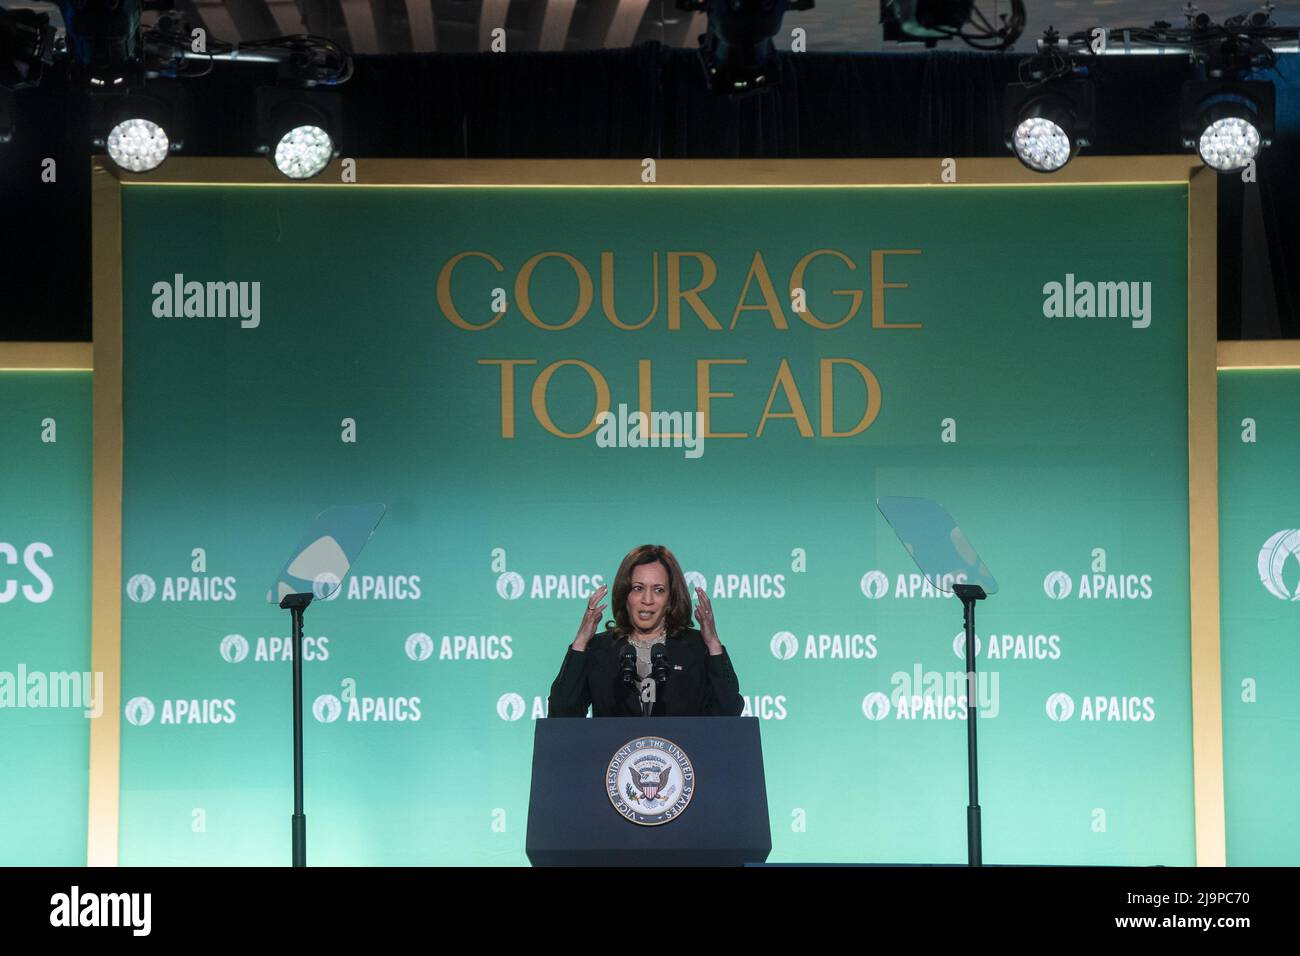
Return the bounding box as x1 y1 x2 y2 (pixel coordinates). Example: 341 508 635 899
220 634 249 663
1043 571 1072 600
685 571 708 595
1046 692 1075 722
770 631 799 661
496 572 525 600
405 632 434 661
860 571 889 600
313 572 342 600
497 692 526 721
126 574 156 603
952 632 982 660
861 692 891 720
124 696 156 726
313 694 342 723
1258 530 1300 601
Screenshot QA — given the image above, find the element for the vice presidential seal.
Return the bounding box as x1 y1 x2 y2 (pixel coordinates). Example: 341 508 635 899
606 736 695 826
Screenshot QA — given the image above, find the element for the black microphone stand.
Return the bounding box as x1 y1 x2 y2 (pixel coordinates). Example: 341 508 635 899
953 583 987 866
647 644 670 717
279 591 313 867
618 642 642 714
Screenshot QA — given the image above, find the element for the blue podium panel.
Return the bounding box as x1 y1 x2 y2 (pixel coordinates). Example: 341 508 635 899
526 717 771 867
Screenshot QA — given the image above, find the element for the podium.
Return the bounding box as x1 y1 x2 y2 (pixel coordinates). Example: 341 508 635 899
525 716 771 867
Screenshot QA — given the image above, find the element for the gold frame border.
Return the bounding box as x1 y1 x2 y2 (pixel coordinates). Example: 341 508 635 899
1217 340 1300 369
88 155 1221 865
111 155 1200 188
1187 167 1222 866
89 161 125 867
0 343 93 369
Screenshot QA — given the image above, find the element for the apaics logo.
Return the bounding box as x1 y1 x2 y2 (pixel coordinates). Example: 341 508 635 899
495 571 601 601
124 696 156 726
312 692 418 723
221 633 329 663
859 570 965 600
771 630 878 661
497 693 526 722
313 695 342 724
953 631 1060 661
220 634 250 663
0 541 54 603
686 569 785 600
496 572 525 600
1045 692 1155 722
1045 692 1075 722
859 571 889 599
1043 571 1072 600
125 571 236 603
1258 529 1300 601
770 631 799 661
861 692 891 721
126 574 156 603
405 633 434 662
125 696 236 725
315 571 421 601
1042 568 1151 601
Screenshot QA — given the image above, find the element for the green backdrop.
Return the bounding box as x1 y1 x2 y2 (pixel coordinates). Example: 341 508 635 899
110 181 1196 865
1218 368 1300 866
0 370 93 866
12 256 1300 868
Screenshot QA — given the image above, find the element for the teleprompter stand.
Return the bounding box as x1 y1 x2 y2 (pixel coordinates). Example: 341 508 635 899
953 581 986 866
280 591 312 868
268 503 386 867
878 496 999 867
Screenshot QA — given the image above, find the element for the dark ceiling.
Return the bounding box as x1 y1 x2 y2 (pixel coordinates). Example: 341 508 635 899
4 0 1298 54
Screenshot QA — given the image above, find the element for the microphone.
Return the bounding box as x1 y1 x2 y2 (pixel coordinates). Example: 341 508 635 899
618 642 637 686
651 643 669 687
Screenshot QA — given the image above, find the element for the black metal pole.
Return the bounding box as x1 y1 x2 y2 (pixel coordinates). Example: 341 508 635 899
280 592 313 867
954 583 986 867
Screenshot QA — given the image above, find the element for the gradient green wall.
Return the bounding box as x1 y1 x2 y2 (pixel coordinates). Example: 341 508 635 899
105 182 1201 865
1218 369 1300 866
0 371 93 865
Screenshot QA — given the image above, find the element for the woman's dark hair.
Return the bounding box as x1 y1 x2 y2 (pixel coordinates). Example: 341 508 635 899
606 544 693 638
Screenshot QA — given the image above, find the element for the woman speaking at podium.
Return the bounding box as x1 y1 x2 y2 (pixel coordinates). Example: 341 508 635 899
547 544 744 717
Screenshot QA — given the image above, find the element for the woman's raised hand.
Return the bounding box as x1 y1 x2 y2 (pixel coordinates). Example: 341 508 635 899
572 584 608 652
694 586 723 655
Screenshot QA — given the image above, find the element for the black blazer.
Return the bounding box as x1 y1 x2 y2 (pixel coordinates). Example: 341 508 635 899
547 627 744 717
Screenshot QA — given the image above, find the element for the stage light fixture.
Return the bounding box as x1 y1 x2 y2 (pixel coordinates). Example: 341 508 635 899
91 85 182 172
256 87 340 179
274 125 332 179
0 6 60 90
1180 79 1273 172
58 0 143 87
676 0 814 96
106 117 167 171
1003 74 1094 173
